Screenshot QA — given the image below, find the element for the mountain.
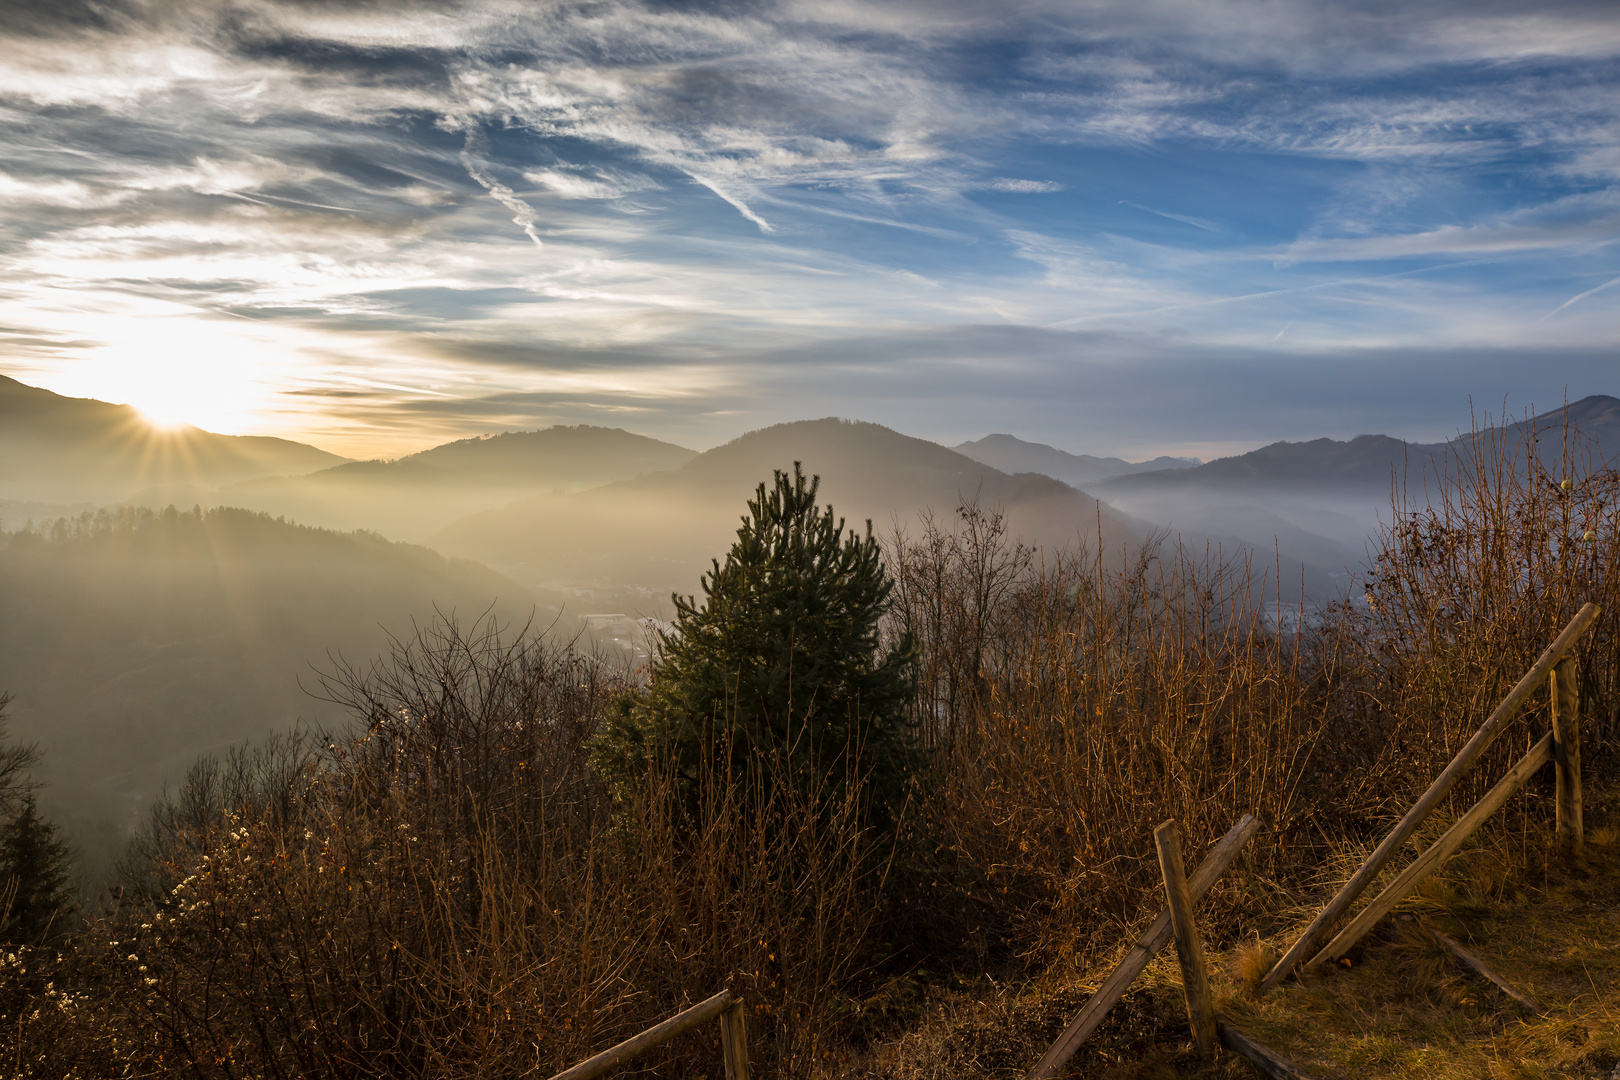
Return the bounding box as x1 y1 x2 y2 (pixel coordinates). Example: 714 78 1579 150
0 374 347 504
954 434 1198 488
1092 395 1620 594
0 506 554 885
431 418 1138 599
1102 395 1620 496
133 425 698 542
1104 434 1417 493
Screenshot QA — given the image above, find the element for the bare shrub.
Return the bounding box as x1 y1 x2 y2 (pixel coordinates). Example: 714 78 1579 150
1363 411 1620 802
86 615 884 1078
886 505 1370 972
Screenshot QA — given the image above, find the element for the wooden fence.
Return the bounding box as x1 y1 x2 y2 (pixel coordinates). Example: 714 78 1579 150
1021 601 1598 1079
547 988 749 1080
550 603 1598 1080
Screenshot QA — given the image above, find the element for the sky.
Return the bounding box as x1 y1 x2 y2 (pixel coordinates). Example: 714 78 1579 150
1 0 1619 460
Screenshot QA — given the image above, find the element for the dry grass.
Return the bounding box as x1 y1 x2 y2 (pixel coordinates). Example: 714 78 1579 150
1213 792 1620 1080
835 792 1620 1080
6 408 1620 1078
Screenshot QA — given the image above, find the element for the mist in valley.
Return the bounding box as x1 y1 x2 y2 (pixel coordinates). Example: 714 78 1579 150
10 369 1619 899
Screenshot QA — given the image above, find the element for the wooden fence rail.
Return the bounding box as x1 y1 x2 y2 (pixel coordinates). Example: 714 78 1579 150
1306 731 1554 971
547 989 749 1080
1258 601 1600 993
1025 813 1259 1079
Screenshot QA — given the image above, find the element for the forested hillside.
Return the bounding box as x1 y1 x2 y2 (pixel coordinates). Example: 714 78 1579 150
0 506 552 883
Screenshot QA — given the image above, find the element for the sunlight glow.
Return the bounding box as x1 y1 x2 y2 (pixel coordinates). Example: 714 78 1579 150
57 319 274 434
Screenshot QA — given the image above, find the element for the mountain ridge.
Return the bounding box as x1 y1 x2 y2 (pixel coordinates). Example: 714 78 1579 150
954 433 1199 488
0 374 348 503
430 417 1139 599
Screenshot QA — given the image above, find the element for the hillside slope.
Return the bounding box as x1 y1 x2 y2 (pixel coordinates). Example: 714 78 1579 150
431 418 1139 599
0 506 551 883
0 374 346 503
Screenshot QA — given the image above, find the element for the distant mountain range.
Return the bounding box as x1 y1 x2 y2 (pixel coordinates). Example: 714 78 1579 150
1090 395 1620 593
1099 394 1620 495
155 426 699 540
0 375 346 505
954 434 1199 488
431 418 1138 599
8 369 1618 611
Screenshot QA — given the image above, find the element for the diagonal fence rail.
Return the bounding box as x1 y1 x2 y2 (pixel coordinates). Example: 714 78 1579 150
1260 602 1598 991
547 988 749 1080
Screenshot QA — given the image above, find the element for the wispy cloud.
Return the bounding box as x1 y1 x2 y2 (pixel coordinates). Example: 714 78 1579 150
1 0 1619 454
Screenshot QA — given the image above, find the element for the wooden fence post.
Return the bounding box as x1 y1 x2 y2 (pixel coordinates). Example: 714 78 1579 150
1552 655 1582 858
1025 814 1259 1079
720 999 750 1080
1259 602 1600 993
1155 820 1216 1055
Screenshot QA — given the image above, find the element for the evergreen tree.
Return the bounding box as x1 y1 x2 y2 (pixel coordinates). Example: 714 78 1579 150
0 695 74 945
596 464 917 820
0 693 37 810
0 792 74 945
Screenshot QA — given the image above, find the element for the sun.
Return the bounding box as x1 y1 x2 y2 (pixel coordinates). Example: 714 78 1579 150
72 326 271 435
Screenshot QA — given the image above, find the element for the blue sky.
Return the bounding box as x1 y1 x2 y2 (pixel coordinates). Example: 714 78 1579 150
1 0 1618 458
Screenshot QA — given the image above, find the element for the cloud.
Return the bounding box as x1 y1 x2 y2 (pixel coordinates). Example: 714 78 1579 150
988 178 1061 193
2 0 1620 457
1279 191 1620 262
522 165 661 199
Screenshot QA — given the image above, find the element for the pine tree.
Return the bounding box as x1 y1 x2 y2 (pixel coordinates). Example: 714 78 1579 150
596 464 917 821
0 792 74 945
0 695 74 946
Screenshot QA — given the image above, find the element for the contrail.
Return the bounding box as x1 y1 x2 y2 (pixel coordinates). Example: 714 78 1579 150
1537 274 1620 323
689 173 775 234
1121 200 1219 232
461 131 544 249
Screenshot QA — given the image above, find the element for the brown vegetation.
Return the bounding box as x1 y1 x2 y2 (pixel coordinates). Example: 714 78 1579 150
3 415 1619 1078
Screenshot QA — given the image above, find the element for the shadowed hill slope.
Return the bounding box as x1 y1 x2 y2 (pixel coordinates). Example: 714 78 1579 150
0 374 346 504
134 425 698 542
1102 395 1620 497
0 506 553 885
955 433 1197 489
1091 396 1620 594
430 418 1138 599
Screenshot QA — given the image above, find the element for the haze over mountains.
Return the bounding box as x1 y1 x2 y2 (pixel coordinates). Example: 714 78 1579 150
431 418 1137 601
1095 394 1620 583
1 506 546 885
0 375 345 514
5 373 1619 887
144 426 699 541
954 434 1200 488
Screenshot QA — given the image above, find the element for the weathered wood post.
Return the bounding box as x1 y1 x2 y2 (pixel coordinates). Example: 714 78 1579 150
1552 654 1582 857
720 998 750 1080
1155 819 1216 1055
1025 814 1259 1079
1259 602 1600 992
